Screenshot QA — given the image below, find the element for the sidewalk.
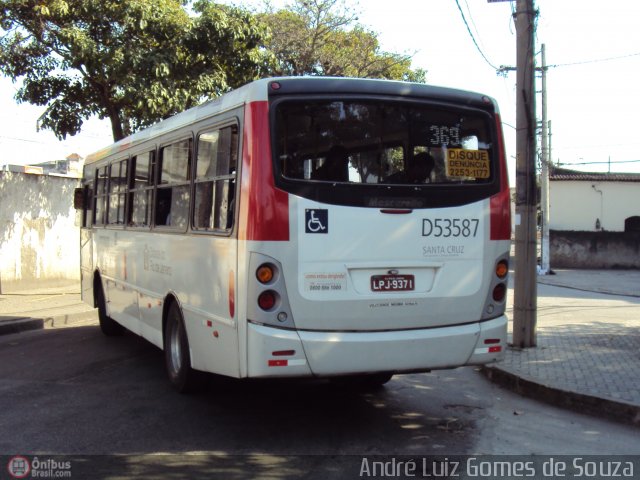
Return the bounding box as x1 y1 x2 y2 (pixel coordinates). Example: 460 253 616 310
1 273 639 426
483 269 640 426
0 279 96 335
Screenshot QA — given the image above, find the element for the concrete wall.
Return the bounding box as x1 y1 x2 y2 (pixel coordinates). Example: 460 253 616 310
551 230 640 269
0 171 80 287
550 180 640 232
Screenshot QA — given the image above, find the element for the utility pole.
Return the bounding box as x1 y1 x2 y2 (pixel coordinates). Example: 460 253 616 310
540 43 550 275
548 120 553 166
512 0 538 348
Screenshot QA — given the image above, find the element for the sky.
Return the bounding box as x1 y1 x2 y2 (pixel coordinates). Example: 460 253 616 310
1 0 639 184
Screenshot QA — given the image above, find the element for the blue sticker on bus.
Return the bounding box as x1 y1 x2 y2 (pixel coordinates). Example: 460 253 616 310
305 209 328 234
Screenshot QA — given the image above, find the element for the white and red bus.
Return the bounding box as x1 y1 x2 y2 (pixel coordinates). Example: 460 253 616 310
76 77 511 392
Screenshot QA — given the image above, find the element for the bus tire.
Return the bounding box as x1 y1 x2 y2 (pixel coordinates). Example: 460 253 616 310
164 301 204 393
95 278 124 336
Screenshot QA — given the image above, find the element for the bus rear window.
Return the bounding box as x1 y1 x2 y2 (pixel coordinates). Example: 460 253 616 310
274 100 495 186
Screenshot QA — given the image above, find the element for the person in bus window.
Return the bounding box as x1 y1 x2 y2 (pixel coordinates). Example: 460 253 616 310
314 145 350 182
407 152 434 184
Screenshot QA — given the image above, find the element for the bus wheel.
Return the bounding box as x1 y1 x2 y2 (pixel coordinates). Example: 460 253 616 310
164 301 204 393
95 279 124 336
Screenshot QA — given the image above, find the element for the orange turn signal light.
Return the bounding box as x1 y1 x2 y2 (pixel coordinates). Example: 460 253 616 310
256 264 274 284
496 260 509 279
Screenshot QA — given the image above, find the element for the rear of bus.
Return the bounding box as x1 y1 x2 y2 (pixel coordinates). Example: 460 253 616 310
241 78 511 379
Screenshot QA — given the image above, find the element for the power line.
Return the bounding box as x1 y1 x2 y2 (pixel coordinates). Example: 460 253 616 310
548 51 640 68
561 159 640 166
462 0 484 52
454 0 499 71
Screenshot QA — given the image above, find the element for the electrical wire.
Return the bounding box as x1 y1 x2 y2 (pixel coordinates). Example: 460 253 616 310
548 51 640 68
454 0 499 71
561 159 640 166
462 0 484 52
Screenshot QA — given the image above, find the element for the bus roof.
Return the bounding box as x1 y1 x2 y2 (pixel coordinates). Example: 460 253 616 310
85 76 498 166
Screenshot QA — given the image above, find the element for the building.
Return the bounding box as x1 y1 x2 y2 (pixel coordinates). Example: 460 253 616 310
549 167 640 268
1 153 83 178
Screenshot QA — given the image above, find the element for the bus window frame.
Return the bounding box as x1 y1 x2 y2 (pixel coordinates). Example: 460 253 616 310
93 165 109 226
128 148 156 230
269 95 502 210
107 157 129 227
154 135 194 232
192 121 239 236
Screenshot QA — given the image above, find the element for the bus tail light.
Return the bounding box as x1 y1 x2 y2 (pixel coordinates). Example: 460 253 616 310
256 264 275 284
481 255 510 320
248 253 296 330
496 260 509 279
492 283 507 302
258 290 278 311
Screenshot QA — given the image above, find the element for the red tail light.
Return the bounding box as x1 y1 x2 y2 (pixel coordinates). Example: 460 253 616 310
258 291 277 311
492 283 507 302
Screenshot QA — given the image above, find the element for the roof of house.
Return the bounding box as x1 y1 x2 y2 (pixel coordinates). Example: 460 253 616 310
550 166 640 182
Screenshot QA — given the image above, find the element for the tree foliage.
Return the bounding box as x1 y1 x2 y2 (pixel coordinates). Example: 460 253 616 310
0 0 426 142
0 0 270 140
258 0 426 82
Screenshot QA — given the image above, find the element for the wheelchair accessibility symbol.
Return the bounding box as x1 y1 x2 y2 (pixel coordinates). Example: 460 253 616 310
305 209 328 234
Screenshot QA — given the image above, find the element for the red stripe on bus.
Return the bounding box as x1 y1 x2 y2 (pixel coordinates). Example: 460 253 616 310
238 101 290 241
490 114 512 241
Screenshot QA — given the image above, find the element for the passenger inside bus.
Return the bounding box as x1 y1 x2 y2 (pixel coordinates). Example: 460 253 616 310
314 145 350 182
155 189 172 225
385 151 434 184
407 152 434 184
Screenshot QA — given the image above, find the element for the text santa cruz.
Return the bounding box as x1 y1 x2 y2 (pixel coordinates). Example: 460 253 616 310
422 245 465 257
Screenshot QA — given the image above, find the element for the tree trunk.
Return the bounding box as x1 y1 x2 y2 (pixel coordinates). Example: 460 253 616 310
109 110 125 141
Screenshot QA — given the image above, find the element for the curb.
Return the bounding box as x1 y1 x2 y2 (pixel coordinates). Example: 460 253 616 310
0 317 44 336
481 365 640 428
536 279 640 299
0 309 97 336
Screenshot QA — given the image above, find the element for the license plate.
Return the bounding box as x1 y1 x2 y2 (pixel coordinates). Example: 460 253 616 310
371 274 415 292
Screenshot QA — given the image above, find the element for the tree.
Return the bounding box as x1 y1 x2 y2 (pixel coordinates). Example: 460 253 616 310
258 0 426 82
0 0 270 141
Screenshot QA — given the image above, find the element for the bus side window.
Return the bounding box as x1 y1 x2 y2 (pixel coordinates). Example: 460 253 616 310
94 166 108 226
194 125 238 232
156 138 191 230
129 151 154 227
107 158 127 225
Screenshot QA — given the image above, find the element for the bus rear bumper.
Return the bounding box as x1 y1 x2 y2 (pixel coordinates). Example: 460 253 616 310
246 316 507 378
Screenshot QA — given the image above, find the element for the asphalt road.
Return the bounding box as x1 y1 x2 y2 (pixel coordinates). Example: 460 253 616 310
1 320 638 479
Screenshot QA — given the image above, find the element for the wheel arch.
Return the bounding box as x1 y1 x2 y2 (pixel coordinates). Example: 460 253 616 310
161 292 181 346
92 269 104 308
